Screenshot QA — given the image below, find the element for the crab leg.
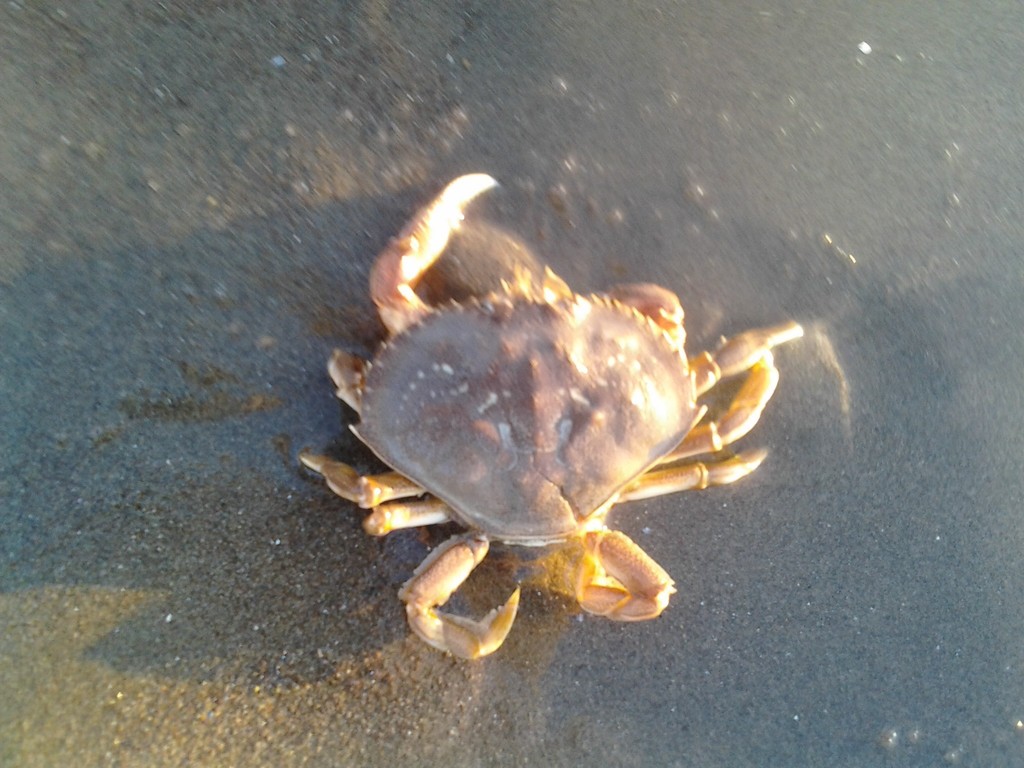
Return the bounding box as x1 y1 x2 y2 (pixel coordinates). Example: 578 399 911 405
370 173 498 336
399 534 521 659
576 530 676 621
690 320 803 396
361 497 452 536
298 451 426 507
662 352 781 461
645 322 800 463
619 449 767 502
327 349 368 413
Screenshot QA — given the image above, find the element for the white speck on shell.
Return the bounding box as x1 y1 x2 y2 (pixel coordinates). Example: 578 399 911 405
477 392 499 414
569 387 591 407
556 418 573 451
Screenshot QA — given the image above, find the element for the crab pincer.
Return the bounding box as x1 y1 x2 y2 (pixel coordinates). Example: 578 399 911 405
370 173 498 335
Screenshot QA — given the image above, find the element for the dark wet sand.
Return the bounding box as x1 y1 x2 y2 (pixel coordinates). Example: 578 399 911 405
3 2 1024 766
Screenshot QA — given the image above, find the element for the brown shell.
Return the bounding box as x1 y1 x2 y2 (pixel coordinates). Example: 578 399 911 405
357 292 696 543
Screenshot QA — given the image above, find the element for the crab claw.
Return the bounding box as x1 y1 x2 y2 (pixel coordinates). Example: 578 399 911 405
576 530 676 621
370 174 499 336
398 534 520 659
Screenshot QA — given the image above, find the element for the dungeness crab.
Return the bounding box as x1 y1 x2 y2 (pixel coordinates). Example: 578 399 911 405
300 174 802 658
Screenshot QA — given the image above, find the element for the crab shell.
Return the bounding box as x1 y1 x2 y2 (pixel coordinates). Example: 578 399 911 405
356 284 698 544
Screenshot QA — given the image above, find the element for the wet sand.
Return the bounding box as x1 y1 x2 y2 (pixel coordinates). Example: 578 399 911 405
3 2 1024 765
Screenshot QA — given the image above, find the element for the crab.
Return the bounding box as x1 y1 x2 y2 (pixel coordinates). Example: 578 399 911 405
300 174 803 659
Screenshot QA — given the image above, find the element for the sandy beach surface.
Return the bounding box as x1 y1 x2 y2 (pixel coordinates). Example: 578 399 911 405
3 2 1023 765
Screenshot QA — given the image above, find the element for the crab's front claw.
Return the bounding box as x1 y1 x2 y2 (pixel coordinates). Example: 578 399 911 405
399 534 520 659
405 589 521 660
370 174 498 336
576 530 676 621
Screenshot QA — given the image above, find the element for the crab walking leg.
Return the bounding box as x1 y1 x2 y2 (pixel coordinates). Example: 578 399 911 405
328 349 368 413
362 497 452 536
576 530 676 621
662 353 781 461
619 449 768 502
298 451 427 508
370 173 499 335
690 320 804 396
399 535 522 659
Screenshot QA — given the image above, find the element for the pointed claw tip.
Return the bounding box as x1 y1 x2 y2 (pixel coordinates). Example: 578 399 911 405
298 450 323 472
773 321 804 345
505 585 522 611
740 447 769 469
475 586 522 657
443 173 499 206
